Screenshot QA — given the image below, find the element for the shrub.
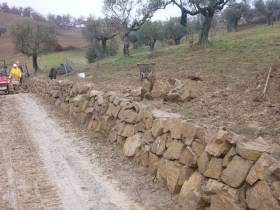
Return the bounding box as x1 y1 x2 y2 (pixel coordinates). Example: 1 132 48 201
86 39 118 63
105 39 118 56
0 27 6 37
86 42 100 63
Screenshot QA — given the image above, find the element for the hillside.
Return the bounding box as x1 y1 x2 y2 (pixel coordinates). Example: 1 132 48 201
1 12 280 143
36 23 280 144
0 12 87 58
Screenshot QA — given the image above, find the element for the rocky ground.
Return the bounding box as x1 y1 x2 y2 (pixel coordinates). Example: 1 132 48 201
118 64 280 145
0 93 181 210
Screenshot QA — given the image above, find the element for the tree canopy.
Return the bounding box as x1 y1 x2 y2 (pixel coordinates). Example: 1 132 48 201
136 21 164 50
223 1 250 32
164 17 188 45
254 0 280 25
165 0 230 45
10 20 57 72
83 17 120 53
103 0 168 55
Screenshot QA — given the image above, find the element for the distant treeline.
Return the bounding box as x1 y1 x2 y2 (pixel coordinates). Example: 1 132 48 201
0 2 86 28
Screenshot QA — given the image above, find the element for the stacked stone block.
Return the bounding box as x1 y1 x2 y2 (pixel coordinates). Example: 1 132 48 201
27 78 280 210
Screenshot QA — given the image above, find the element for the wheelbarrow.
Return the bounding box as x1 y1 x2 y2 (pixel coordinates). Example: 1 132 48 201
137 63 155 81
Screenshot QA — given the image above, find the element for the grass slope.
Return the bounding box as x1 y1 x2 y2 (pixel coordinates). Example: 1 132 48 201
38 23 280 87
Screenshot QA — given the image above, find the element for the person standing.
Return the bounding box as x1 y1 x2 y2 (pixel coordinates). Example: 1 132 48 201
9 64 22 93
16 61 24 83
9 64 21 80
49 67 57 80
0 65 8 77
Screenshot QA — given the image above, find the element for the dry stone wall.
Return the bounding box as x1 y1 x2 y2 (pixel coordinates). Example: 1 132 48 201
27 78 280 210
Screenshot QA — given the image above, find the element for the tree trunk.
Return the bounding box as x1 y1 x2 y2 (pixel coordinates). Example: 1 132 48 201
174 38 181 45
149 39 156 50
231 19 238 32
226 24 232 32
101 39 107 54
267 14 273 26
32 54 39 73
198 11 214 45
123 34 130 56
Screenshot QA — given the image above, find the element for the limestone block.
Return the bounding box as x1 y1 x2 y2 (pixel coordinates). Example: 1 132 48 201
192 141 205 157
197 151 211 174
179 147 197 167
210 194 245 210
151 135 167 155
179 172 206 210
142 131 154 144
270 163 280 179
182 122 198 145
246 153 277 185
121 124 135 138
148 153 159 175
163 140 185 160
151 79 173 98
246 181 279 210
236 137 271 161
223 147 236 167
166 118 184 139
204 158 223 179
135 150 149 167
123 133 142 157
151 118 167 138
143 111 153 130
206 130 231 157
221 156 253 188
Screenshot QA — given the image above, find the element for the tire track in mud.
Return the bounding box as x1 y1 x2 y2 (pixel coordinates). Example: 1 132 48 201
0 96 64 210
16 94 145 210
0 94 181 210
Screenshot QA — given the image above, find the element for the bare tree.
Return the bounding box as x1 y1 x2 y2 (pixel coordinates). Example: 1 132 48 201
167 0 230 45
103 0 168 56
10 20 57 72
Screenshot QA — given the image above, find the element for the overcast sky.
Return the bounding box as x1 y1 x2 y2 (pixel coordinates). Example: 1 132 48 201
4 0 181 20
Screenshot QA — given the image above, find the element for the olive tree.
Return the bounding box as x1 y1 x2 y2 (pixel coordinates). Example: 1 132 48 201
223 1 250 32
166 0 230 45
83 17 119 53
254 0 280 25
164 17 188 45
103 0 168 56
136 21 164 50
10 20 57 72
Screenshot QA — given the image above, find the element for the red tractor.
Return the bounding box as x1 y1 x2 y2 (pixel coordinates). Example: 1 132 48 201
0 60 11 94
0 75 10 94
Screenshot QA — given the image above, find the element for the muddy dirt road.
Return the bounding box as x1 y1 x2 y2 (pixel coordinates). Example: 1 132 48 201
0 94 179 210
